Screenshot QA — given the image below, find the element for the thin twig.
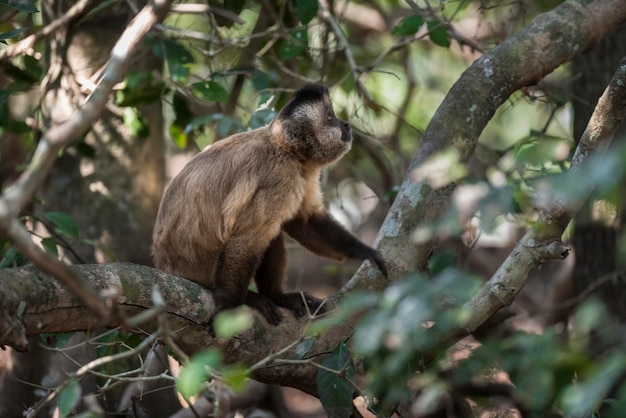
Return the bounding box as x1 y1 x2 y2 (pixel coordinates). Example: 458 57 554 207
0 0 94 63
25 333 159 418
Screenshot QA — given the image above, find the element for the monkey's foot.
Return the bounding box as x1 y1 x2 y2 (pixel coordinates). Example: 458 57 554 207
244 292 283 325
273 292 326 318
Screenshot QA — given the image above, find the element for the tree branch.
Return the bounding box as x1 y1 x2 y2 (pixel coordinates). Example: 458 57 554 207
0 0 94 63
341 0 626 292
439 56 626 347
0 0 173 319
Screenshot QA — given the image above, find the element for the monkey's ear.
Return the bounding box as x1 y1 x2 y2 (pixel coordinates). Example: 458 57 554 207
271 118 296 142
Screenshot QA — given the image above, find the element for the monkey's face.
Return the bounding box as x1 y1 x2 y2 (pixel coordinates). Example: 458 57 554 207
275 85 352 165
313 102 352 164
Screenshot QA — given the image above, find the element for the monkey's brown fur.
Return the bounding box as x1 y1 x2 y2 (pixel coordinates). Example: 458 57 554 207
153 85 387 324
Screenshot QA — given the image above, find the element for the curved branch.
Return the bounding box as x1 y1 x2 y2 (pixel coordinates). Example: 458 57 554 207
342 0 626 291
446 56 626 346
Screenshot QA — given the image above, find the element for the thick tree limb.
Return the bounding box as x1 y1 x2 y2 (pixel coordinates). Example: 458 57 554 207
441 57 626 346
341 0 626 291
0 263 347 396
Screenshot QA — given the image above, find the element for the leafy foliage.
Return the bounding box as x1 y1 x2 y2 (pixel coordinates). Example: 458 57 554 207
317 342 356 418
392 15 425 37
353 270 480 415
57 377 80 418
176 349 249 399
279 27 308 60
0 0 38 13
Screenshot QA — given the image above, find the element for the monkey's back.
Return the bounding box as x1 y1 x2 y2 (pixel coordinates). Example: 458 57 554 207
152 129 305 288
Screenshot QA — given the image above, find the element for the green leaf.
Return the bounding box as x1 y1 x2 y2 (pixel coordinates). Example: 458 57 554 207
153 38 194 64
392 15 424 37
561 353 626 416
176 349 221 399
250 69 273 104
294 337 316 360
41 237 58 257
191 80 229 103
428 251 455 275
58 377 80 418
426 20 451 48
317 342 355 418
216 115 244 137
117 71 165 105
0 0 38 13
0 246 26 268
279 27 308 60
122 107 150 138
169 123 187 149
22 54 42 80
0 88 9 104
44 211 79 238
184 114 217 134
41 332 73 348
248 109 276 129
306 317 346 337
295 0 318 24
83 0 120 19
3 61 39 84
169 92 194 148
153 38 194 82
213 307 253 338
0 27 28 41
221 366 249 391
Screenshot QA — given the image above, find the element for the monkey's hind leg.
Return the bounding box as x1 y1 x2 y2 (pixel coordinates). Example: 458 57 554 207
213 238 283 325
255 233 326 319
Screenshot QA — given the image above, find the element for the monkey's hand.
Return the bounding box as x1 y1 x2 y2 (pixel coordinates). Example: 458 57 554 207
274 292 327 318
368 249 388 277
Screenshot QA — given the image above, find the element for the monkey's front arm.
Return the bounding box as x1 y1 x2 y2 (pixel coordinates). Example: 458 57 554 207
283 212 388 277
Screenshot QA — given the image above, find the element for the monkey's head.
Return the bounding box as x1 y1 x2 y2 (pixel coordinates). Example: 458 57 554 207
271 84 352 165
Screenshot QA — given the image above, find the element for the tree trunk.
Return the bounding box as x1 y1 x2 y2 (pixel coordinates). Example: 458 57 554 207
571 24 626 319
39 0 165 265
0 2 168 416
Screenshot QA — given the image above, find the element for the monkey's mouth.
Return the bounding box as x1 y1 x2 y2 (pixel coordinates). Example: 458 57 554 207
341 129 352 142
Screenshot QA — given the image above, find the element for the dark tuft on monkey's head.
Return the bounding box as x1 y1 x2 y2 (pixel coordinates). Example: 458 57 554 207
271 84 351 165
279 85 329 119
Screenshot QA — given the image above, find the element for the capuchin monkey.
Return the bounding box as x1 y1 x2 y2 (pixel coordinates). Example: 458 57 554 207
153 84 387 325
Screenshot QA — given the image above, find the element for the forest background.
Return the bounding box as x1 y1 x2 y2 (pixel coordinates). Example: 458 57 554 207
1 0 626 417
